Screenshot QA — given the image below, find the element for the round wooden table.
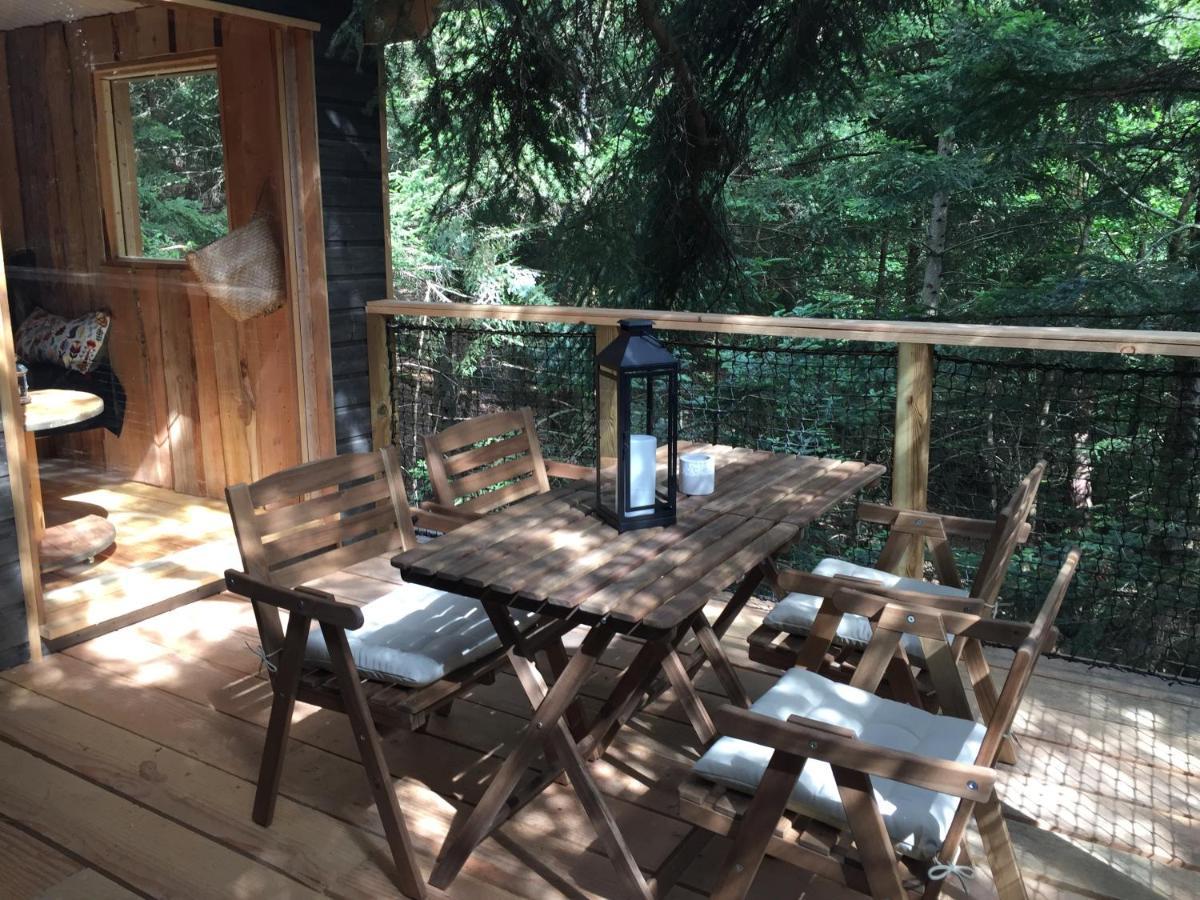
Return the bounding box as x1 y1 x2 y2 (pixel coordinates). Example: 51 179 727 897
23 389 117 572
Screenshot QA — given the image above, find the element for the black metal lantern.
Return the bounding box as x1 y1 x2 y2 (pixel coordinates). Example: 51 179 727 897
594 319 679 532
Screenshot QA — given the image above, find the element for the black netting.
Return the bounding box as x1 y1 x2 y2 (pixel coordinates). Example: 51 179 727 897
929 352 1200 681
386 316 1200 682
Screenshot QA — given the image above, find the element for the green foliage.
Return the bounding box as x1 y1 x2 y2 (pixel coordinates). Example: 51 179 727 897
383 0 1200 322
377 0 1200 677
127 70 227 259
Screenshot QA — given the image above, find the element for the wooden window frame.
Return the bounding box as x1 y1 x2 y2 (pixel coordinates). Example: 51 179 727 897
93 51 227 267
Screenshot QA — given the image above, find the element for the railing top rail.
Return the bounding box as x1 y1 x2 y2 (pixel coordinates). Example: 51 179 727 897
366 300 1200 357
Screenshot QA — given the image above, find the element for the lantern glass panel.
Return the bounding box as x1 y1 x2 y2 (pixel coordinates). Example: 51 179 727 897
625 371 671 513
593 319 679 532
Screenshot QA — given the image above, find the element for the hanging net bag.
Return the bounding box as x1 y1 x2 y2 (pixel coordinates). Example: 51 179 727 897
186 200 285 322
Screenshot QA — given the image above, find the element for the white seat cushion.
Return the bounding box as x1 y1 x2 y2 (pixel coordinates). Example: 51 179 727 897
762 557 968 662
305 581 534 688
693 668 986 860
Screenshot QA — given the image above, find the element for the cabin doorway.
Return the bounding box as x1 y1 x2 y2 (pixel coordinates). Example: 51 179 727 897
0 1 334 650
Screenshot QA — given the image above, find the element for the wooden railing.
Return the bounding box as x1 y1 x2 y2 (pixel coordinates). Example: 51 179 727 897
365 299 1200 579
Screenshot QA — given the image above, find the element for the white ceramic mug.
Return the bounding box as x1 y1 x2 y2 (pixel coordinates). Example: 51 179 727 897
679 452 715 495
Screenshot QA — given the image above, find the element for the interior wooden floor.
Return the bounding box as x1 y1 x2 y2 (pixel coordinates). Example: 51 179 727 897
1 580 1196 900
37 459 239 647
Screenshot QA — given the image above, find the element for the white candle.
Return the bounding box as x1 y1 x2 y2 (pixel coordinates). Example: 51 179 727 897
679 452 715 495
627 434 657 516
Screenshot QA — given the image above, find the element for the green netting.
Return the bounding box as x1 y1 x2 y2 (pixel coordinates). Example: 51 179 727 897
387 317 1200 682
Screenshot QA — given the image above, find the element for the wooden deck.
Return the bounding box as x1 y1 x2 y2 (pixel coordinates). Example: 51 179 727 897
1 578 1197 899
37 460 238 647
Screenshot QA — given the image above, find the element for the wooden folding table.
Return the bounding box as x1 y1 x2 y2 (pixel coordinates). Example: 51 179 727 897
392 444 884 898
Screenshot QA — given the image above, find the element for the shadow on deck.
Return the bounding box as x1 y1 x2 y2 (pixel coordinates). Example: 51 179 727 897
0 583 1196 899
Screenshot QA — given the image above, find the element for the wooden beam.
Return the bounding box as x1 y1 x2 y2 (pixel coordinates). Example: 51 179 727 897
378 53 395 300
369 50 395 453
368 314 393 450
365 300 1200 358
279 28 335 463
143 0 321 32
0 223 43 661
108 81 143 258
892 343 933 579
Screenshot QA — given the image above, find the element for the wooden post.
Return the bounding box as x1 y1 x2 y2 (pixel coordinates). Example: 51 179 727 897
892 342 933 579
279 28 336 464
596 325 618 463
0 226 43 661
368 314 393 450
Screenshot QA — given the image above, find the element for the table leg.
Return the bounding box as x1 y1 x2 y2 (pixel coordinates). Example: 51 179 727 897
578 627 680 761
641 565 764 714
507 643 654 900
708 563 765 639
542 635 589 740
659 647 717 744
690 614 752 709
430 627 626 891
24 430 44 541
582 570 761 758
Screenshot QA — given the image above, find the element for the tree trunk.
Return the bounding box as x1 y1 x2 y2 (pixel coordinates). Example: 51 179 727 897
1187 179 1200 270
1167 174 1198 263
919 133 954 315
873 231 890 316
903 218 922 305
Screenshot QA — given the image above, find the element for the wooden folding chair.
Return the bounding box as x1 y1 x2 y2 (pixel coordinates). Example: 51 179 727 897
674 547 1080 900
749 462 1045 759
422 407 591 526
224 448 572 898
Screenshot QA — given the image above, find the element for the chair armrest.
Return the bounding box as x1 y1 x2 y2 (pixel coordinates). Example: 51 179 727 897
224 569 365 630
824 585 1035 648
413 504 477 533
856 502 1032 544
545 460 593 480
775 568 985 614
418 499 478 519
712 705 994 802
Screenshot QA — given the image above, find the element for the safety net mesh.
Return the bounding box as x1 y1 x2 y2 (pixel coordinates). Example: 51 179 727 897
386 316 1200 681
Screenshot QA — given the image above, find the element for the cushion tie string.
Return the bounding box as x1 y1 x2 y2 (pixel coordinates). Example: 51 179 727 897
245 641 281 674
928 857 975 891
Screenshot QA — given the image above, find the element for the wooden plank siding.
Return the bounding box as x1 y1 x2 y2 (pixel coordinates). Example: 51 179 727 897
221 1 390 455
0 8 292 494
0 1 361 664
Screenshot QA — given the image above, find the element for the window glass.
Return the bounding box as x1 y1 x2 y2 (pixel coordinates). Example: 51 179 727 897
110 69 228 260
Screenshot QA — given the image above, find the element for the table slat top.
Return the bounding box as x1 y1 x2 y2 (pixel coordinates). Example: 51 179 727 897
394 444 884 634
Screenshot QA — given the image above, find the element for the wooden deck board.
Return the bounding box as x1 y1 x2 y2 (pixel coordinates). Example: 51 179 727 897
1 580 1197 898
37 461 237 645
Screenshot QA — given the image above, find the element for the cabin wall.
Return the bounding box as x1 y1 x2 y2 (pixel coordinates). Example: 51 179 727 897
0 6 334 497
225 2 389 456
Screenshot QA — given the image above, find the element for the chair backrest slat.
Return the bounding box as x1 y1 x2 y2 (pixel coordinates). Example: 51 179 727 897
934 546 1080 862
977 547 1080 766
443 431 530 477
970 461 1046 606
425 407 551 513
248 452 390 508
227 447 417 592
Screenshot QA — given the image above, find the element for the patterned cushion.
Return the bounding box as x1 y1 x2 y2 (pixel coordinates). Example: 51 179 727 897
16 308 111 374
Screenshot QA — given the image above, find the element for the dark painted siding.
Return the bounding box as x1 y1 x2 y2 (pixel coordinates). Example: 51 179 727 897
229 1 389 455
0 430 30 669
